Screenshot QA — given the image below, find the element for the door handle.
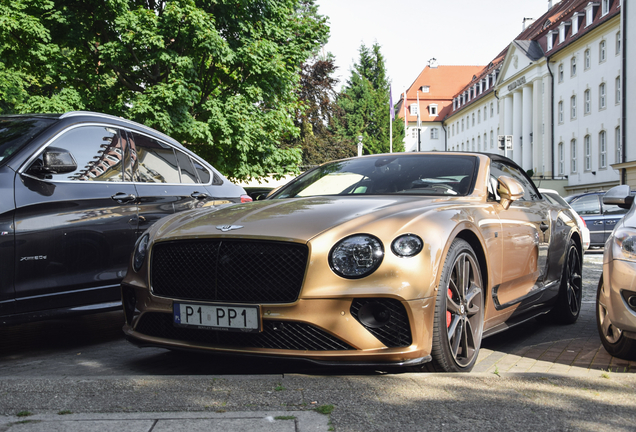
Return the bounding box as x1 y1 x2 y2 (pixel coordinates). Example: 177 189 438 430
111 192 136 203
540 222 549 232
191 191 209 200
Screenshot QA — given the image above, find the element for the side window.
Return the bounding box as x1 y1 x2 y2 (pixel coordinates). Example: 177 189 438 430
570 195 601 215
489 160 540 201
603 201 628 216
129 132 180 183
37 126 124 182
191 157 217 185
175 150 198 184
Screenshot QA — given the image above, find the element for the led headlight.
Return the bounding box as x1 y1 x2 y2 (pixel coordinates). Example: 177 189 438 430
329 234 384 279
132 233 150 272
612 227 636 262
391 234 423 257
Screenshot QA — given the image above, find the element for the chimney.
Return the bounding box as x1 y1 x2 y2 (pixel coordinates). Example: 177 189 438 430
428 58 438 68
523 17 535 31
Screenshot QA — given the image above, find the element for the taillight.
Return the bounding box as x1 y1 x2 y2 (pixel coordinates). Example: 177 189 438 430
241 194 253 203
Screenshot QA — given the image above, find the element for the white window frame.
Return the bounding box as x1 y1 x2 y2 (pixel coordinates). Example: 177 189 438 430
584 89 591 114
616 126 622 163
409 104 419 115
558 64 564 82
571 95 577 119
571 56 577 76
600 40 607 63
584 135 591 171
616 76 621 104
429 104 438 116
430 128 439 139
584 49 591 69
599 82 606 109
559 142 564 175
616 31 621 55
599 130 607 168
571 139 577 173
558 101 564 123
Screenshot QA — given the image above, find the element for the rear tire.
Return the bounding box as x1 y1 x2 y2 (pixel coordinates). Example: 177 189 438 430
430 239 484 372
596 275 636 359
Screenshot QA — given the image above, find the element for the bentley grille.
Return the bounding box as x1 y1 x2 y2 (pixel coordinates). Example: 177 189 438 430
151 239 308 303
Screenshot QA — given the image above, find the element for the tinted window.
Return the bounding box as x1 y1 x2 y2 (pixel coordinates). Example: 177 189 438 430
571 195 601 215
130 132 180 183
489 160 540 201
176 150 198 184
35 126 124 182
192 158 213 184
603 202 628 216
0 117 56 166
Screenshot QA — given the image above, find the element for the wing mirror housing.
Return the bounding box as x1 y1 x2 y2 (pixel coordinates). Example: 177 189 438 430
603 185 634 210
28 147 78 176
497 175 524 210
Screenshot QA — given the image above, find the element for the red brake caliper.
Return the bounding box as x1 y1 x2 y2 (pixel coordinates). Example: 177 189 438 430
446 289 453 327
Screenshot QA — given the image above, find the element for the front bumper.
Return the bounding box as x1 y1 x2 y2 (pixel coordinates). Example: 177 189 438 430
602 259 636 336
122 283 436 364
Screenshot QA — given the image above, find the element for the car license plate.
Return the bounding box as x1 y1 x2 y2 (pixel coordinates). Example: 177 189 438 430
173 302 261 332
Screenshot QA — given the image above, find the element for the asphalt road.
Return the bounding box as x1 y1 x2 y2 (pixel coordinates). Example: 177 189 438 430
0 250 635 431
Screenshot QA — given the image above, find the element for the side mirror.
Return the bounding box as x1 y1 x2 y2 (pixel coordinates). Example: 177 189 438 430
28 147 77 176
603 185 634 210
498 175 524 210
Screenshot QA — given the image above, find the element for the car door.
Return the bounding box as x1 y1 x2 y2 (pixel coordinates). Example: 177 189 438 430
569 194 603 246
489 160 552 310
126 130 214 235
13 125 138 313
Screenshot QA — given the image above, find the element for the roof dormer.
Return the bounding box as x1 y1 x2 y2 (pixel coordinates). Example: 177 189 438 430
586 2 600 27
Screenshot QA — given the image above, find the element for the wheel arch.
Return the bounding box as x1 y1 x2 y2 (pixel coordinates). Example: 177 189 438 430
454 229 489 303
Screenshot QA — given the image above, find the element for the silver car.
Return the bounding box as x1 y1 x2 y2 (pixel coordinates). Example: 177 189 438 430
597 185 636 359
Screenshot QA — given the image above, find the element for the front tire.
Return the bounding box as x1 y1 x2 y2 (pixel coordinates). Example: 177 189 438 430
430 239 484 372
552 239 582 324
596 275 636 359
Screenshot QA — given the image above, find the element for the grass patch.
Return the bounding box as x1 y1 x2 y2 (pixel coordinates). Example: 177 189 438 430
16 411 32 417
315 404 334 415
275 416 296 420
274 383 285 391
58 410 73 415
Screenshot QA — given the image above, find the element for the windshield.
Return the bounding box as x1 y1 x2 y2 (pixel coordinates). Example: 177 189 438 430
272 154 478 199
0 117 57 166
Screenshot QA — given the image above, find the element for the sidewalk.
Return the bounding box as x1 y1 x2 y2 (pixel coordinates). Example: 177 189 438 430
0 411 328 432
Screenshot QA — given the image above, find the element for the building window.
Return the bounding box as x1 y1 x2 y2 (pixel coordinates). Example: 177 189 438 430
584 135 591 171
490 130 494 148
484 106 488 119
477 135 481 151
616 76 621 104
452 124 455 136
478 111 481 124
584 89 591 114
558 64 564 82
616 126 622 163
616 31 621 55
490 103 494 117
600 40 606 63
429 104 438 116
421 86 430 93
571 56 577 76
430 128 439 139
558 101 564 123
602 0 610 16
410 104 419 115
599 130 607 168
461 119 464 131
571 95 577 119
471 138 475 151
558 142 564 175
584 49 591 70
472 113 475 126
599 83 606 109
411 128 418 139
467 115 470 129
571 139 577 173
484 134 487 151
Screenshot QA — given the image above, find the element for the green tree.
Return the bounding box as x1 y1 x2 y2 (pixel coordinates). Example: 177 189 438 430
334 42 404 155
287 53 355 166
0 0 329 180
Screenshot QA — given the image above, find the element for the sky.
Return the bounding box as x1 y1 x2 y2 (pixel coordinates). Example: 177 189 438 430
315 0 555 102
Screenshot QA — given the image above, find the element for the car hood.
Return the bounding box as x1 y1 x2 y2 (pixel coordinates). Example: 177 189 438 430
153 195 457 243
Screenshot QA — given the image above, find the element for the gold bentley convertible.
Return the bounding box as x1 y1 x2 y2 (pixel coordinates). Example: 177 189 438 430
121 153 583 372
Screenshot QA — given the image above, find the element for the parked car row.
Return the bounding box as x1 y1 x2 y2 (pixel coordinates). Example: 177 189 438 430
3 111 635 369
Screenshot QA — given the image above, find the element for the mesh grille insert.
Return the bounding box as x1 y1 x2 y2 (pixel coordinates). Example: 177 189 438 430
135 312 354 351
350 298 412 347
151 239 308 303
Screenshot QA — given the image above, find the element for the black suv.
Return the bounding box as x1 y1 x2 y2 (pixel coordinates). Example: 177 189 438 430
565 190 635 248
0 112 249 324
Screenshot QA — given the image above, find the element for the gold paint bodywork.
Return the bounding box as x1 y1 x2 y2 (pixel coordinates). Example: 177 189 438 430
122 153 580 365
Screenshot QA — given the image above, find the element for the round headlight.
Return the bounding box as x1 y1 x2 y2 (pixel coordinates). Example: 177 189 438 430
391 234 423 257
133 233 150 272
329 234 384 279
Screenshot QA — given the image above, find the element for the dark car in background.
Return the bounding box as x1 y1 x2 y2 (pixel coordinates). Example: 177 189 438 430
0 111 250 325
565 190 636 248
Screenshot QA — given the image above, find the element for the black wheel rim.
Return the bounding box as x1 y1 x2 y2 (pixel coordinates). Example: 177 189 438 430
565 246 582 316
446 251 483 368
